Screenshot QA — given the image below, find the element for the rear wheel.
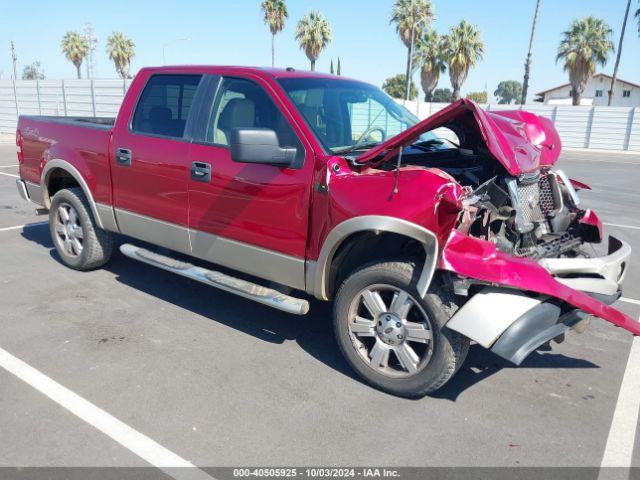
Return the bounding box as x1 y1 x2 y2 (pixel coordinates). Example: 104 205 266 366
49 187 113 270
333 261 468 398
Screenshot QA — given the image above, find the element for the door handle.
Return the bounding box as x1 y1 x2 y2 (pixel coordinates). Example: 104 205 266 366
191 161 211 182
116 148 132 166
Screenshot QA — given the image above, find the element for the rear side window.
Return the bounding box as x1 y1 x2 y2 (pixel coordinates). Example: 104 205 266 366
132 74 202 138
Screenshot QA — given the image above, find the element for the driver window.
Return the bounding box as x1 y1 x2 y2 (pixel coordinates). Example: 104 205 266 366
207 77 300 150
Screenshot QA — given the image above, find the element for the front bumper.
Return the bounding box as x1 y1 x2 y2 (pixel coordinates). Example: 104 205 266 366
539 236 630 298
441 230 639 357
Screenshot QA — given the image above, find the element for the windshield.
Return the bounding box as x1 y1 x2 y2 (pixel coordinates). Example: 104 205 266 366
277 77 439 154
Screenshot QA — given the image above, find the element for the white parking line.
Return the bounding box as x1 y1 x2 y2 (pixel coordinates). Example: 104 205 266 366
0 221 48 232
600 314 640 471
604 222 640 231
0 346 214 480
0 171 19 178
621 298 640 307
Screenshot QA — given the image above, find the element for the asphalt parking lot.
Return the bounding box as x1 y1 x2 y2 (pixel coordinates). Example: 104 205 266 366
1 142 640 475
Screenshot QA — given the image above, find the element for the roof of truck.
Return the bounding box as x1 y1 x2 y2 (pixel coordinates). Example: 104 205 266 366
143 65 360 82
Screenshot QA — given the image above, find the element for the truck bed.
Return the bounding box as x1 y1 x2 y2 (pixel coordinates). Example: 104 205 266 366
17 115 114 204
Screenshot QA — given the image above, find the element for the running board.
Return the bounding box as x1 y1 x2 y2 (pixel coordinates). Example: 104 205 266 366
119 244 310 315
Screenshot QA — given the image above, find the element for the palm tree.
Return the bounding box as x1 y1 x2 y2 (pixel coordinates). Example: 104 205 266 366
295 11 332 71
443 20 485 101
609 0 632 105
390 0 434 100
107 32 135 79
414 29 446 102
521 0 541 104
556 17 614 106
61 31 89 79
261 0 288 68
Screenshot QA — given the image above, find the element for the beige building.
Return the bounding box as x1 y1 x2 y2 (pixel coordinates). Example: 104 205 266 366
535 73 640 107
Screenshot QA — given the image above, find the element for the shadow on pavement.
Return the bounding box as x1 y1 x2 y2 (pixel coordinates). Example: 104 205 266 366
21 225 599 400
431 344 598 401
21 225 362 385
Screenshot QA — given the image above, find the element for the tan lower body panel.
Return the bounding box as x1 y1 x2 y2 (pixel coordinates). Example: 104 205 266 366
113 208 306 291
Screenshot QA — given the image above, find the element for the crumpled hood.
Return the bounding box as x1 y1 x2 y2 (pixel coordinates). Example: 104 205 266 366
357 99 562 176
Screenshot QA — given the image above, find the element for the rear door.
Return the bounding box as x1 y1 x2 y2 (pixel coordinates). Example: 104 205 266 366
110 72 202 252
186 75 315 289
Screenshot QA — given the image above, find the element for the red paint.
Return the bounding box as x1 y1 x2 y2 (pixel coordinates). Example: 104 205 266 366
569 178 591 190
579 209 603 242
15 66 635 339
18 121 113 204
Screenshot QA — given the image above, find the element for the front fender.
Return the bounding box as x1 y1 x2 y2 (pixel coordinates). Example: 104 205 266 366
439 231 640 335
309 216 439 300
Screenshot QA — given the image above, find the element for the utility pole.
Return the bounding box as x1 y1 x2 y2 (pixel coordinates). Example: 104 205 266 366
83 22 98 79
608 0 632 106
521 0 541 105
10 41 17 80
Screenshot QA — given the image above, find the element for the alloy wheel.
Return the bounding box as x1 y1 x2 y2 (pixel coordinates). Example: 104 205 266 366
347 284 434 378
53 202 84 257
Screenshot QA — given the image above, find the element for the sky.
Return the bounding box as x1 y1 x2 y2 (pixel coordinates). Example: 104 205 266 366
1 0 639 102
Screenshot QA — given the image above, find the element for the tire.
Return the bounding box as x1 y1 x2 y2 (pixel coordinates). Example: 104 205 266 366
333 261 469 398
49 187 113 271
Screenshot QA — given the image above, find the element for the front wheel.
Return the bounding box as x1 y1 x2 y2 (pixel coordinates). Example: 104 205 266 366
333 261 469 398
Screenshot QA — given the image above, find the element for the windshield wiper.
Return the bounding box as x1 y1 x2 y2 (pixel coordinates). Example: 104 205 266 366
332 141 381 155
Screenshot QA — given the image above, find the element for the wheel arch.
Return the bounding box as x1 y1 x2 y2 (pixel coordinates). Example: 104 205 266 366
41 159 105 229
308 216 439 301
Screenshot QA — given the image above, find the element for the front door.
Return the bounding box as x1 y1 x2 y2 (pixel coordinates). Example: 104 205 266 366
186 76 314 289
111 72 202 252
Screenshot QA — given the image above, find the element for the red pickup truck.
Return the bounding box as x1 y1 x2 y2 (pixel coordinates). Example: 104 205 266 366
15 66 635 397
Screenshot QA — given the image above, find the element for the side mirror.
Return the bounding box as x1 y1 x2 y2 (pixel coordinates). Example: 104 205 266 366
229 128 297 166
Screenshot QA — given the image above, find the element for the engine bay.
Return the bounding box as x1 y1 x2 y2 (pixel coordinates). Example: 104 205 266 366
382 143 598 260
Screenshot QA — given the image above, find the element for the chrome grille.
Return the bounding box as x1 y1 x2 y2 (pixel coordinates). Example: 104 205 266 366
538 174 556 215
517 178 545 224
508 171 562 233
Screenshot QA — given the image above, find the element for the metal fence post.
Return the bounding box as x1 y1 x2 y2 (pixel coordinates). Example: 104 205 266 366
585 107 595 148
61 80 68 116
552 106 558 124
624 108 635 151
36 79 42 115
90 79 97 116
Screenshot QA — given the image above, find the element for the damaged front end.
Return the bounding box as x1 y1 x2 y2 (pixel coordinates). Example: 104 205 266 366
436 131 634 364
441 228 633 365
357 99 635 365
